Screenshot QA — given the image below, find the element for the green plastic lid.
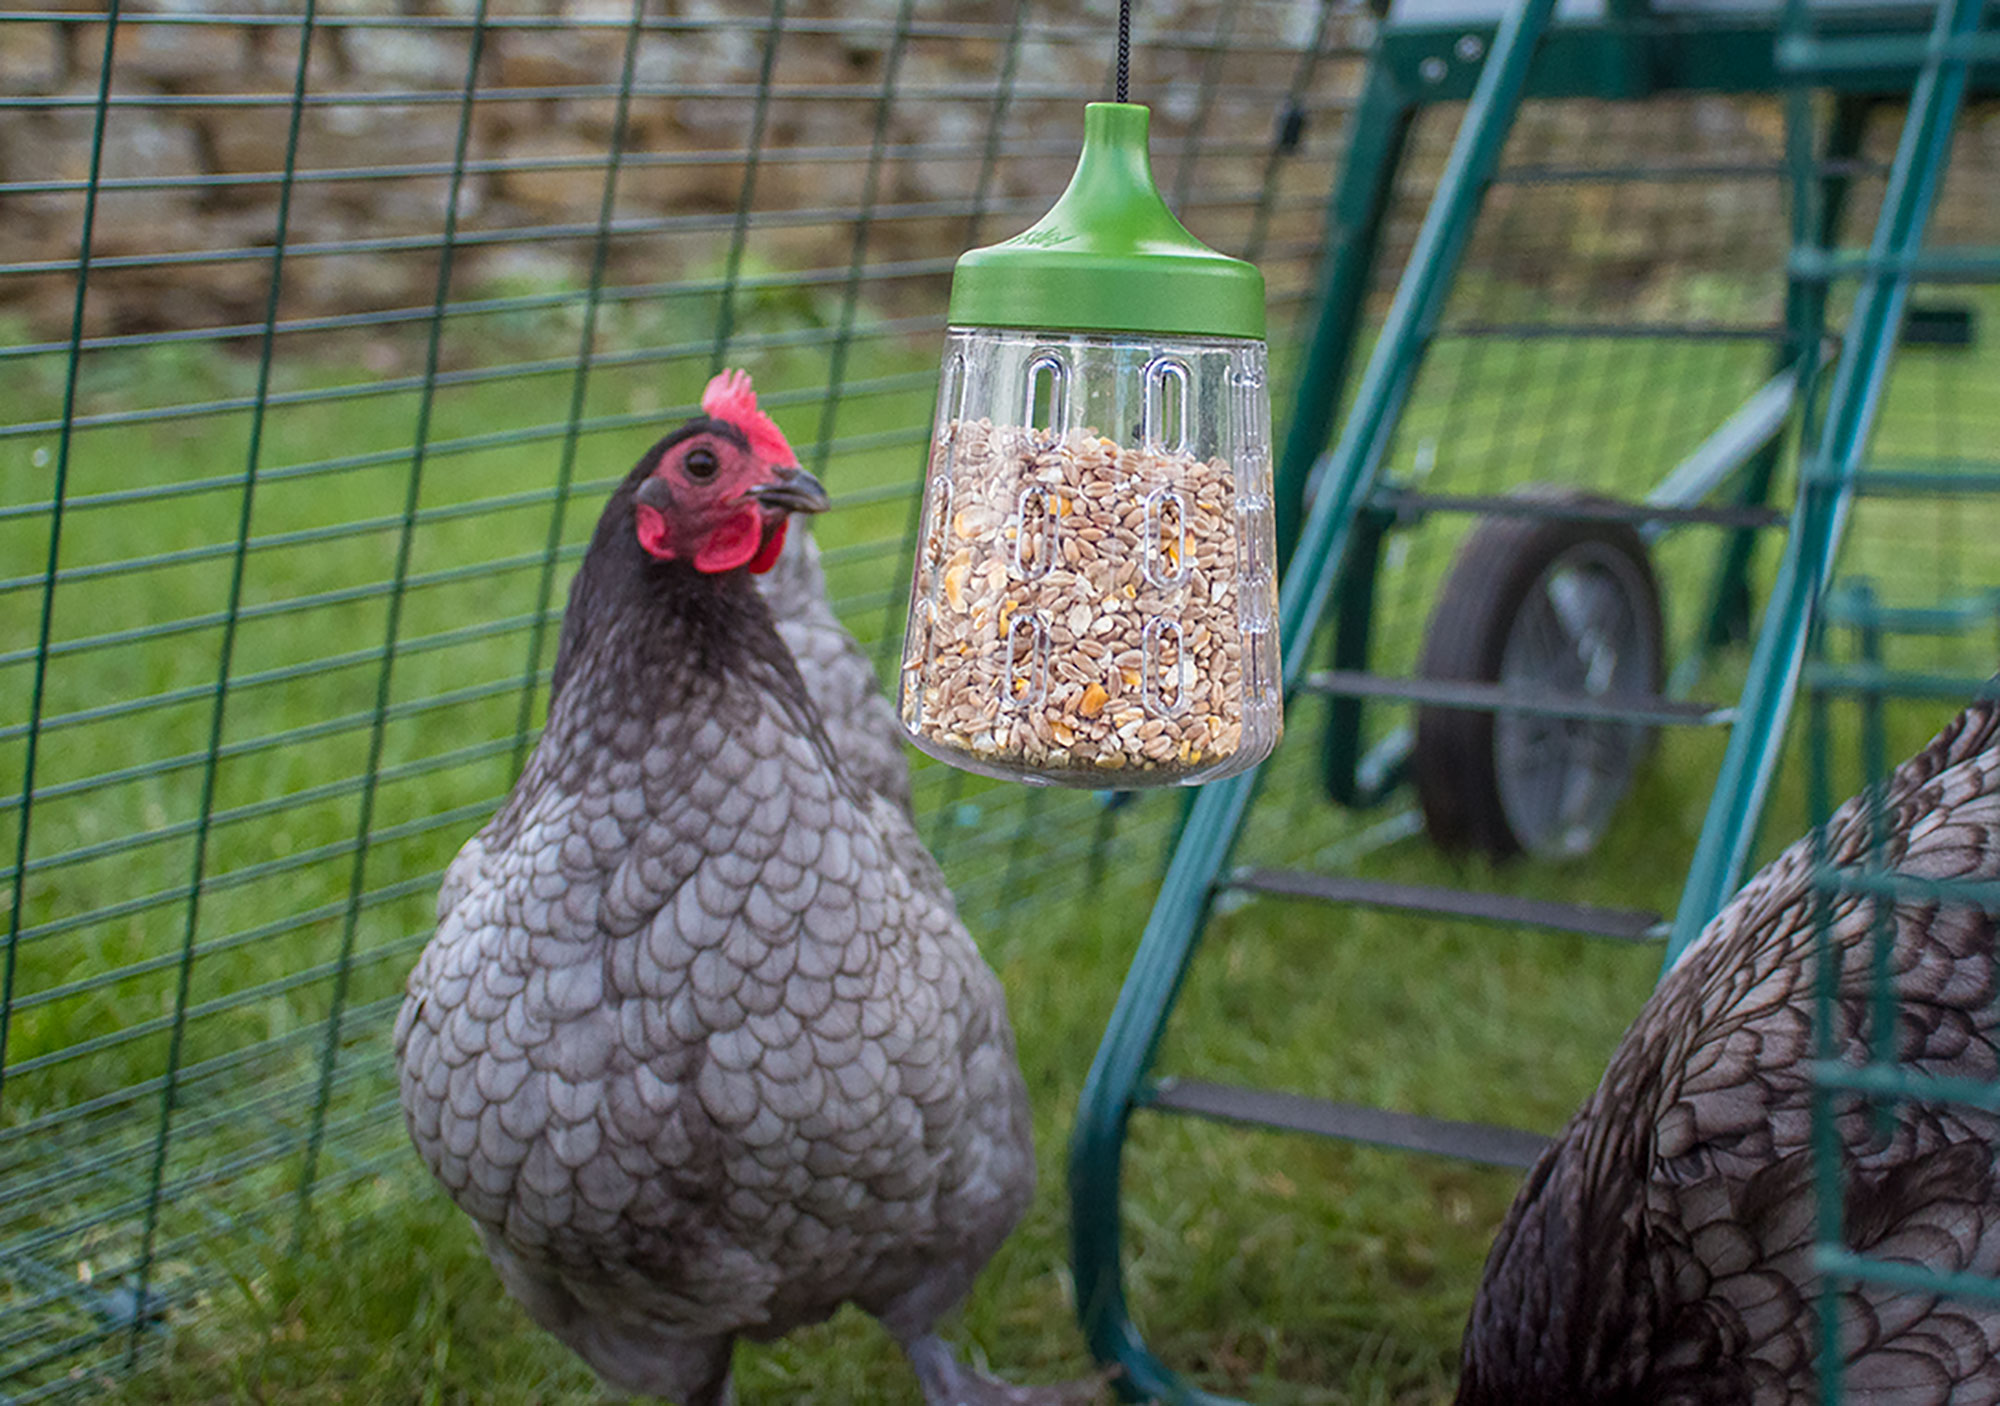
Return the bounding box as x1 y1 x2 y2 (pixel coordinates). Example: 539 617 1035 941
947 102 1266 341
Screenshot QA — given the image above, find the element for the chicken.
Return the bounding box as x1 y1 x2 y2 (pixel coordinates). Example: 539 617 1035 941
1456 696 2000 1404
396 370 1077 1405
758 524 912 817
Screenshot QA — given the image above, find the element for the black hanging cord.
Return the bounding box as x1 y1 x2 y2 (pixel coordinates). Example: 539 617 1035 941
1115 0 1131 102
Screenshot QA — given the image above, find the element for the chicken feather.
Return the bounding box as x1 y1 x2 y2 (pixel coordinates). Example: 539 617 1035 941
1458 696 2000 1404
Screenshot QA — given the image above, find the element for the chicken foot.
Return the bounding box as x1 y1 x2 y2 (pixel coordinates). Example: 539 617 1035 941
901 1334 1109 1406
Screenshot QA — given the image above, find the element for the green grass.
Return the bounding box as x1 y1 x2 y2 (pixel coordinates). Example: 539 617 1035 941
7 275 2000 1404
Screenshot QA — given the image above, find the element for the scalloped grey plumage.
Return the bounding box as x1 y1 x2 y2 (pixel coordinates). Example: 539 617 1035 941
394 462 1061 1406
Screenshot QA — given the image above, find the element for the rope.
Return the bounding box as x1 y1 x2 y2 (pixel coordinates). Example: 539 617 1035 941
1116 0 1131 102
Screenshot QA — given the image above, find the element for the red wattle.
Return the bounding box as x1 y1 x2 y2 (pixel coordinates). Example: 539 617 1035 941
748 519 789 575
693 507 765 573
635 504 674 559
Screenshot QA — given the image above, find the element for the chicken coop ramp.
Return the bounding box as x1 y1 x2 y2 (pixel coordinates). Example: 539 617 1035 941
1066 0 2000 1396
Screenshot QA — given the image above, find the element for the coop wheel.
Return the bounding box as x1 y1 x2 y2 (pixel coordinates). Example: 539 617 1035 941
1413 489 1664 861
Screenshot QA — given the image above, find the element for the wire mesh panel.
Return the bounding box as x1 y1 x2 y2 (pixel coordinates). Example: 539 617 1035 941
1808 664 2000 1400
0 2 1369 1394
1234 91 1799 884
1800 80 2000 1397
1375 96 1789 651
1803 662 2000 1401
1822 103 2000 677
1236 93 2000 874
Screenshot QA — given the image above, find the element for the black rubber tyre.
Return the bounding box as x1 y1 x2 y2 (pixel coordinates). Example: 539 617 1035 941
1412 487 1664 861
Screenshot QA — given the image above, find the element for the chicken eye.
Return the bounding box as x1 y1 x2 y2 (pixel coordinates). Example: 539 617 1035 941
683 446 720 482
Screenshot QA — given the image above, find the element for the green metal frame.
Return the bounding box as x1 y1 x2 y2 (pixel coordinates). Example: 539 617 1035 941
1274 2 2000 565
1373 4 2000 106
1316 506 1403 808
1272 9 1996 801
1070 0 1999 1396
1272 61 1414 569
1683 94 1873 672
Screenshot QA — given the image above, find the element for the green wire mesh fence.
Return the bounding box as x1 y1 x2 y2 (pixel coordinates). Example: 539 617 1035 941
1804 664 2000 1406
10 0 1998 1393
0 2 1367 1394
1233 86 2000 888
1796 45 2000 1398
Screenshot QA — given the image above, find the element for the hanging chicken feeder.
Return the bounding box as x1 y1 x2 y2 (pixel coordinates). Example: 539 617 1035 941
898 101 1282 787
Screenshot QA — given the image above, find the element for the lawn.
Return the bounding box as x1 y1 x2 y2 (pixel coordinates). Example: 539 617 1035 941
5 268 2000 1405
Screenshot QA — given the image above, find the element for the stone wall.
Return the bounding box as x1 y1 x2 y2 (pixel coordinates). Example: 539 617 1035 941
12 3 2000 350
0 1 1357 339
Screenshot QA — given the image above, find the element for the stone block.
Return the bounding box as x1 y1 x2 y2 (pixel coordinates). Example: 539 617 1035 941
492 32 613 93
109 20 244 89
0 21 64 93
337 27 471 86
493 131 617 218
2 106 208 256
617 147 748 217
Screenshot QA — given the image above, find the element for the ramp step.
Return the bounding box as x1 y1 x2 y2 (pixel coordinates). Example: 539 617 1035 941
1372 488 1787 531
1142 1077 1549 1170
1226 868 1666 943
1822 584 2000 636
1792 247 2000 284
1301 669 1734 727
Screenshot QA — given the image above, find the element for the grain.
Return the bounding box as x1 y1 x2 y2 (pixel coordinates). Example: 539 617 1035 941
902 419 1249 779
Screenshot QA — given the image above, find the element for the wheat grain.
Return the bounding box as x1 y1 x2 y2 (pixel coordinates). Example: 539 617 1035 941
902 419 1251 780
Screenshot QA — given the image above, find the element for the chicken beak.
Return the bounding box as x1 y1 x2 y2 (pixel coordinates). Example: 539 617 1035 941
749 467 830 516
633 476 674 512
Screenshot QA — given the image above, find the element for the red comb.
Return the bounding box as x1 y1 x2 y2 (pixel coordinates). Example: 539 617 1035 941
701 369 797 467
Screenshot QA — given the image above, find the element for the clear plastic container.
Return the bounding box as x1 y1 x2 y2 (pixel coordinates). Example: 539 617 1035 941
897 327 1281 787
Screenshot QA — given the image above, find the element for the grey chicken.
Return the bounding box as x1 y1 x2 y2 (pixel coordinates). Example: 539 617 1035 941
1457 696 2000 1404
397 371 1074 1405
758 524 912 817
